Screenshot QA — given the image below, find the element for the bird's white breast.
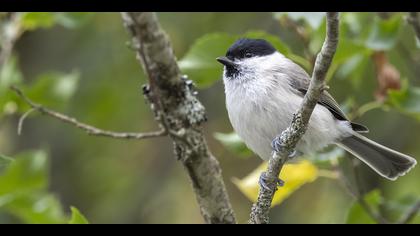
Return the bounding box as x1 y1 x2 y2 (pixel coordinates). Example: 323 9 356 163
223 59 353 160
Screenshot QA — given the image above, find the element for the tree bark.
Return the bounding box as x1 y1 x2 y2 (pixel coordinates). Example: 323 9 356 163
121 12 236 224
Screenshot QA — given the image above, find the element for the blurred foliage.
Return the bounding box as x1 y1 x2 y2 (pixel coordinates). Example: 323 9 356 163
69 207 89 224
213 132 253 158
0 150 87 223
346 190 383 224
1 12 420 223
387 80 420 120
21 12 93 31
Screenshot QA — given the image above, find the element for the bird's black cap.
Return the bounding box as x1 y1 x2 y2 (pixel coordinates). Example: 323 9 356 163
226 38 276 60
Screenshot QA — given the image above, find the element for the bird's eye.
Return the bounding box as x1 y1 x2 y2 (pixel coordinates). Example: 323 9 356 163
245 52 253 58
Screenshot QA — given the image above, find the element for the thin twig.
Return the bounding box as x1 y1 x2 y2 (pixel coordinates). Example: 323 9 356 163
17 108 35 135
249 12 340 224
407 12 420 41
10 86 167 140
398 200 420 224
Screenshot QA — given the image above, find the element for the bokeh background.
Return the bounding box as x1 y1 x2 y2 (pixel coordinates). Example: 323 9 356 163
1 12 420 224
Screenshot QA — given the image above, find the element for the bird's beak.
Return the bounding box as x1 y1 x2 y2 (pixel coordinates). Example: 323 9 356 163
216 56 237 67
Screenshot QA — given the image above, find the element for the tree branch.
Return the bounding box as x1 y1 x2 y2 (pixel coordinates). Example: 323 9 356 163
121 12 236 224
10 86 167 140
407 12 420 41
249 12 340 224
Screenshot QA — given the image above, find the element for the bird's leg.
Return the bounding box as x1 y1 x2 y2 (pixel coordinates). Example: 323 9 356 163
259 172 285 191
271 136 302 160
287 150 304 160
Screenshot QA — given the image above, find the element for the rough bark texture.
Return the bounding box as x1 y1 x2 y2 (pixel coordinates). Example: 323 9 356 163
121 12 236 224
249 12 340 224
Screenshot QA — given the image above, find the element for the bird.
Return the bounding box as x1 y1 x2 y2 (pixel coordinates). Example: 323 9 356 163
216 38 416 183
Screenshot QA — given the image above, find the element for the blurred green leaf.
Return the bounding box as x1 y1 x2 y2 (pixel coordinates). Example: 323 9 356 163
55 13 94 29
0 150 48 195
0 56 24 117
179 33 234 88
308 17 326 55
0 154 13 168
24 71 80 109
20 12 93 31
21 12 56 30
307 147 345 167
0 150 88 224
273 12 325 30
179 31 301 88
5 193 67 224
214 132 253 158
0 56 23 92
0 150 67 224
387 80 420 121
336 54 371 88
69 207 89 224
346 190 383 224
365 14 402 50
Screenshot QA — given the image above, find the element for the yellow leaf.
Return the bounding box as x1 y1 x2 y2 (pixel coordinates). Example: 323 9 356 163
232 160 318 207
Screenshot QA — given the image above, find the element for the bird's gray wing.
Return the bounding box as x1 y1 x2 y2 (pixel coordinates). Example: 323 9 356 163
286 63 368 133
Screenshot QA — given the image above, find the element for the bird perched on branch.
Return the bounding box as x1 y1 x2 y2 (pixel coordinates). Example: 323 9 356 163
217 38 416 181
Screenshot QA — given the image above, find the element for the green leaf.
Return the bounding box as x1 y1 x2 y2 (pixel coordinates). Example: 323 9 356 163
273 12 325 30
24 71 80 109
0 150 48 195
307 147 345 167
179 31 297 88
5 193 67 224
213 132 253 158
0 56 23 92
0 155 13 168
346 190 383 224
21 12 56 30
0 56 24 116
54 12 94 29
365 14 402 50
68 207 89 224
387 80 420 121
179 33 234 88
308 17 326 55
336 54 370 88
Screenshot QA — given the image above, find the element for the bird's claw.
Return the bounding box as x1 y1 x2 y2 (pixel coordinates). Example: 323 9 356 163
271 136 302 160
287 149 303 160
271 136 283 153
259 172 285 191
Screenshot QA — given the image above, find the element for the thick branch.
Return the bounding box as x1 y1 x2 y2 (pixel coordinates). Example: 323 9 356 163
11 86 166 140
121 12 236 224
407 12 420 41
249 12 340 224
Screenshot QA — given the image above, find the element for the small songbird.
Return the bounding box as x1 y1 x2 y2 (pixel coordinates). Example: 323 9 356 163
217 38 416 181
